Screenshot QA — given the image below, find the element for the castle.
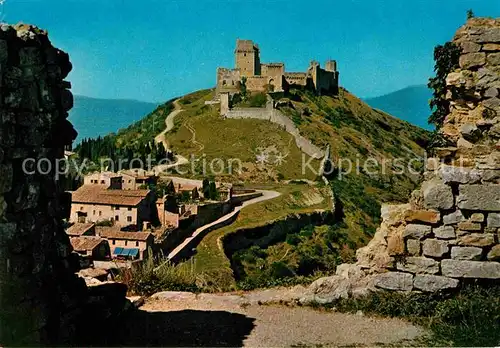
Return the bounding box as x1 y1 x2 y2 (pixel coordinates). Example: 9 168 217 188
216 39 339 95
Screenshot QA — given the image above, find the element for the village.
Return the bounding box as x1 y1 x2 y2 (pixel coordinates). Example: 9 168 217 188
66 168 262 282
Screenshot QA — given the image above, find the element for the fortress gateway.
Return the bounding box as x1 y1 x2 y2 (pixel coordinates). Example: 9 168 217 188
216 39 340 95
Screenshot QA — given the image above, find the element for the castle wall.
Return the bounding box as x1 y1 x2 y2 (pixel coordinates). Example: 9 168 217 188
216 67 240 94
284 72 308 87
0 24 87 345
355 18 500 292
246 75 269 92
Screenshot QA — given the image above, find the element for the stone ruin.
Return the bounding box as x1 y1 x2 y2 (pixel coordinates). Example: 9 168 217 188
303 17 500 303
0 24 129 345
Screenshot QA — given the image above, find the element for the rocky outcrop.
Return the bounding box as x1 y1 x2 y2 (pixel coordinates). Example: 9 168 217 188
0 24 129 345
303 17 500 302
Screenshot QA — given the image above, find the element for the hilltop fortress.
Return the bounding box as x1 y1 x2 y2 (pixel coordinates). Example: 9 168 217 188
216 39 340 95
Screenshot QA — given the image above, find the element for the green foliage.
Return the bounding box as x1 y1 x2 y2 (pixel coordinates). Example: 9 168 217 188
467 9 475 19
232 224 351 290
240 77 248 99
95 219 114 227
122 251 199 295
249 92 268 107
428 42 461 127
202 178 219 200
328 285 500 347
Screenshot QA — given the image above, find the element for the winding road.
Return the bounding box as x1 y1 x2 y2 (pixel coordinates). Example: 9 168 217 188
167 190 281 262
153 99 189 172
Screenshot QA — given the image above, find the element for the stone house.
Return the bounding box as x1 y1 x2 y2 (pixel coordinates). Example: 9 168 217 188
70 185 158 230
97 227 154 260
119 169 159 190
84 171 122 189
70 236 110 260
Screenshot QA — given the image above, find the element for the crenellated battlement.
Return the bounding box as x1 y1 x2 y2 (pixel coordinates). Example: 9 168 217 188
216 39 339 95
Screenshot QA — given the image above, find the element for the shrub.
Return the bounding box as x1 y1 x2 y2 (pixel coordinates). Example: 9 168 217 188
329 285 500 347
249 93 267 107
121 252 199 295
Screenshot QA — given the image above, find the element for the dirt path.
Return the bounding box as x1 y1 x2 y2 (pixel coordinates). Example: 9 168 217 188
184 120 205 152
127 290 426 347
155 99 183 149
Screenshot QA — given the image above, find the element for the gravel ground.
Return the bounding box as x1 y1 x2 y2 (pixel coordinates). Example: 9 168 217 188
119 291 427 347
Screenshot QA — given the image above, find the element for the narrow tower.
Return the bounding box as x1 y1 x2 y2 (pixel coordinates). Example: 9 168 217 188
234 39 261 77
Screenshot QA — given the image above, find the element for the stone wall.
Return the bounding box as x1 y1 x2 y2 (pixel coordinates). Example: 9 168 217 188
301 18 500 303
0 24 87 344
356 18 500 292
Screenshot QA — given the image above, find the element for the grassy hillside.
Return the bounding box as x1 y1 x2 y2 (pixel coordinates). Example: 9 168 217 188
69 96 158 144
364 85 434 130
103 87 430 290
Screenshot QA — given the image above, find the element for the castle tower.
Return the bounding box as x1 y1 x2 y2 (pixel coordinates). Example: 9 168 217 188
235 39 261 77
325 60 337 72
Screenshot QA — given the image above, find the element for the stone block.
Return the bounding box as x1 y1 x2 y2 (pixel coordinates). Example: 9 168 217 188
434 226 456 239
423 239 450 258
459 52 486 69
413 275 459 292
470 213 485 222
451 246 483 260
487 213 500 228
406 239 421 256
457 221 482 231
487 245 500 261
461 41 482 53
396 257 439 274
485 87 499 98
482 43 500 51
487 52 500 66
374 272 413 291
404 210 440 224
422 179 454 210
458 233 496 247
0 164 13 194
404 224 432 240
440 165 482 184
443 210 465 225
441 259 500 279
457 184 500 211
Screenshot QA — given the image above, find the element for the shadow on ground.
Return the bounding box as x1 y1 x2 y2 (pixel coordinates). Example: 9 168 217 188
82 309 256 347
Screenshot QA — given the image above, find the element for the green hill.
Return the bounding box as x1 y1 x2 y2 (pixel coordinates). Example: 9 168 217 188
364 85 434 130
69 96 159 144
85 87 430 290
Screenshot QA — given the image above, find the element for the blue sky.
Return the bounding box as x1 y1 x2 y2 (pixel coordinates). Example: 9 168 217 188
3 0 499 102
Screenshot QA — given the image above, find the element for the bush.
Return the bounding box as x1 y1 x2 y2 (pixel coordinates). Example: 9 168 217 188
121 252 199 295
249 93 267 107
329 285 500 346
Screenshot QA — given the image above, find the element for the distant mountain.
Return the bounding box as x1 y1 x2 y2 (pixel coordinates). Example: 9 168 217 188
69 96 159 144
364 85 434 130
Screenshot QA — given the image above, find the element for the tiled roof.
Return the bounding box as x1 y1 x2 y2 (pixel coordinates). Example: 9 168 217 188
70 236 105 252
97 227 152 241
72 185 150 206
66 223 95 236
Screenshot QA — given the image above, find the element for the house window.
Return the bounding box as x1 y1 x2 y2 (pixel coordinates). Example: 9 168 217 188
135 241 139 247
127 216 132 222
93 210 96 215
125 241 128 246
112 240 115 245
128 180 132 183
101 180 105 184
122 179 124 183
115 206 120 211
128 207 132 211
80 206 84 211
115 215 119 221
99 211 102 216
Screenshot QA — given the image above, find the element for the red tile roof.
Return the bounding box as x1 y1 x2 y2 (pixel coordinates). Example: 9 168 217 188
72 185 150 207
97 227 152 241
70 236 105 252
66 223 95 236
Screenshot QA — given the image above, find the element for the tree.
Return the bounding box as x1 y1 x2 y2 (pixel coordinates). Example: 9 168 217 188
467 9 475 20
202 178 210 199
428 42 461 127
